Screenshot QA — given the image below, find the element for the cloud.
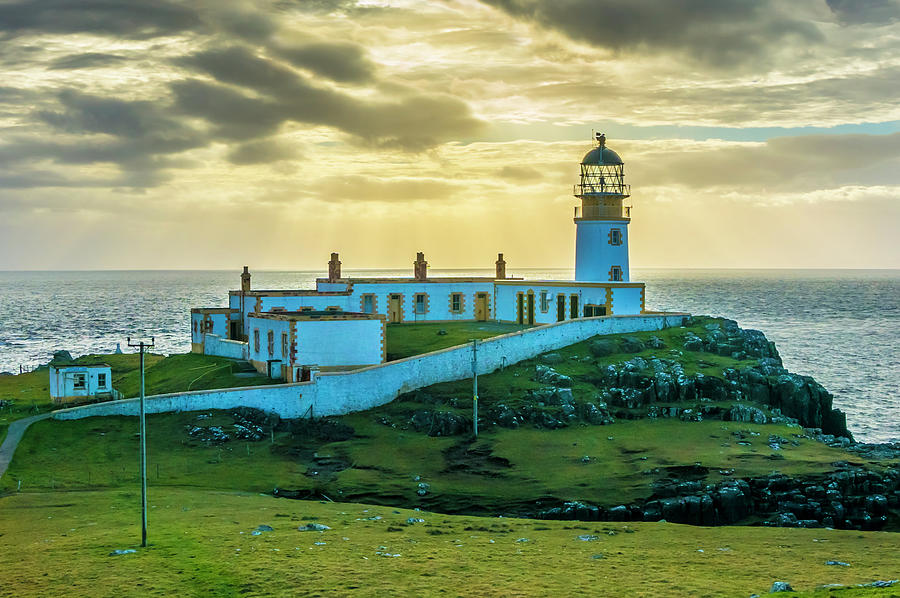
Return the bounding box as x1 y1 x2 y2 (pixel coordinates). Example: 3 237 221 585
0 0 201 38
479 0 822 68
175 46 484 149
312 175 464 203
227 138 301 165
47 52 128 70
826 0 900 24
273 41 375 83
628 132 900 193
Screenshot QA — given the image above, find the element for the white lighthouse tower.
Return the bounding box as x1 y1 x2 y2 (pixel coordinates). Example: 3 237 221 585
574 133 632 282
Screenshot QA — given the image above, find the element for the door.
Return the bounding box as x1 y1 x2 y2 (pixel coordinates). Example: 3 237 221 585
475 293 489 321
526 292 535 325
569 295 579 319
516 293 524 325
557 294 566 321
229 320 240 340
389 295 402 323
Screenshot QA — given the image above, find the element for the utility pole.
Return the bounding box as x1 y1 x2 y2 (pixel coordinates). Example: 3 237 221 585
471 339 479 438
127 336 154 548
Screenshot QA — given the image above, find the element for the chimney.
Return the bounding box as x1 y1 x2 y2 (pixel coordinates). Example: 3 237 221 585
495 253 506 279
241 265 251 292
328 252 342 282
414 252 428 281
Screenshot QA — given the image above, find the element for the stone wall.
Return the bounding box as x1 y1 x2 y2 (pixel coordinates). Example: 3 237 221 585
53 313 688 422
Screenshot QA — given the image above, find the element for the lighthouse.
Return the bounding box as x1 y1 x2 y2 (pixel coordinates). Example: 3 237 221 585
573 133 632 283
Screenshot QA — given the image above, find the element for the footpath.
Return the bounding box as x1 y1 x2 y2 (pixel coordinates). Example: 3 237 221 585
0 414 50 479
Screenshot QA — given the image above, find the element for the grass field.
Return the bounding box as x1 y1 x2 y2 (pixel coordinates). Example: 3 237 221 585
1 488 897 597
385 321 531 360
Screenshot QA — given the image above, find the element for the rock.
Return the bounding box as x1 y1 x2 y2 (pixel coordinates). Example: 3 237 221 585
683 333 703 352
50 350 74 364
533 365 573 387
620 336 645 353
406 517 425 524
727 404 768 424
409 410 469 437
491 403 521 428
298 523 330 531
436 329 447 336
589 339 618 357
109 549 137 556
577 534 599 541
256 524 273 532
646 336 665 349
541 352 564 364
769 581 793 593
581 402 614 425
825 560 850 567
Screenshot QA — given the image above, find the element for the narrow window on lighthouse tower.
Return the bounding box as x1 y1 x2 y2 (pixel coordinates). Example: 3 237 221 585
609 229 622 246
610 266 623 282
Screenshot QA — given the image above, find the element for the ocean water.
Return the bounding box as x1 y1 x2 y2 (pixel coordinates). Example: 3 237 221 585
0 268 896 443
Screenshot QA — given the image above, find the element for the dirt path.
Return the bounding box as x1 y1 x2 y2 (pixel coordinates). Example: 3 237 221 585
0 414 50 479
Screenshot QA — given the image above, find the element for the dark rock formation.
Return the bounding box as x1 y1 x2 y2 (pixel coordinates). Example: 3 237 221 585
537 465 900 531
410 410 470 437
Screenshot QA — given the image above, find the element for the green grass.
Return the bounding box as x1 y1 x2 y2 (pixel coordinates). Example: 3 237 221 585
2 412 878 516
386 321 531 360
0 487 898 597
111 353 277 398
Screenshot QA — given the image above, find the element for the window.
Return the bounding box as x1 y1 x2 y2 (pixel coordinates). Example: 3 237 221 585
267 330 274 357
253 329 260 353
610 266 623 282
192 321 197 333
609 228 622 246
584 304 607 317
362 294 375 313
282 333 289 358
414 293 427 314
73 373 86 390
97 373 107 389
539 290 550 312
569 295 579 319
450 293 463 313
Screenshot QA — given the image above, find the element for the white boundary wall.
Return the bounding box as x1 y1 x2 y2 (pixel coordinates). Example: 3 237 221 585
53 313 687 421
203 334 248 360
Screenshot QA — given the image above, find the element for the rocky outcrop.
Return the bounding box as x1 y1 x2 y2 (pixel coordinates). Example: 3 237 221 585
591 350 850 438
410 410 470 437
537 465 900 531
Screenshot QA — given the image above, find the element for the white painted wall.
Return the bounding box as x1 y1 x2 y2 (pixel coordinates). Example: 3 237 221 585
49 365 112 399
247 316 291 371
53 313 687 421
347 281 494 322
202 334 248 360
293 319 384 367
575 220 630 282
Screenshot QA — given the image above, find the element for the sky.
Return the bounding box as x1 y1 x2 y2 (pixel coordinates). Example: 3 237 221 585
1 0 899 271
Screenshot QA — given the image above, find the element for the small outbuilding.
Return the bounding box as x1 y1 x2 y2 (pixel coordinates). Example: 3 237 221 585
49 362 115 405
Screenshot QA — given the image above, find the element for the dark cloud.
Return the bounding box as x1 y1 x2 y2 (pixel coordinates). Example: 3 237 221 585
37 90 182 138
479 0 822 68
170 79 285 141
826 0 900 24
47 52 127 70
273 41 375 83
176 47 483 149
0 0 200 38
227 138 301 165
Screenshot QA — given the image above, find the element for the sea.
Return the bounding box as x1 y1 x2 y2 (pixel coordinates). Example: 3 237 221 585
0 268 897 444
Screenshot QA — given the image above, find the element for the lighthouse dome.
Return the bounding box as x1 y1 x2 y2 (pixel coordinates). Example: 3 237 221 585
581 146 623 165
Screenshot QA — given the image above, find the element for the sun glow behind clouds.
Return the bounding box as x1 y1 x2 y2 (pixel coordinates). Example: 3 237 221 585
0 0 898 269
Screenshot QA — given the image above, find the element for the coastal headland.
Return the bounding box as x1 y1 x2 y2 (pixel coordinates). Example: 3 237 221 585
0 317 897 596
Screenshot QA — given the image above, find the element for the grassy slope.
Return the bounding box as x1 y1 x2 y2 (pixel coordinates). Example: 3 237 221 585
0 488 897 598
386 321 531 360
